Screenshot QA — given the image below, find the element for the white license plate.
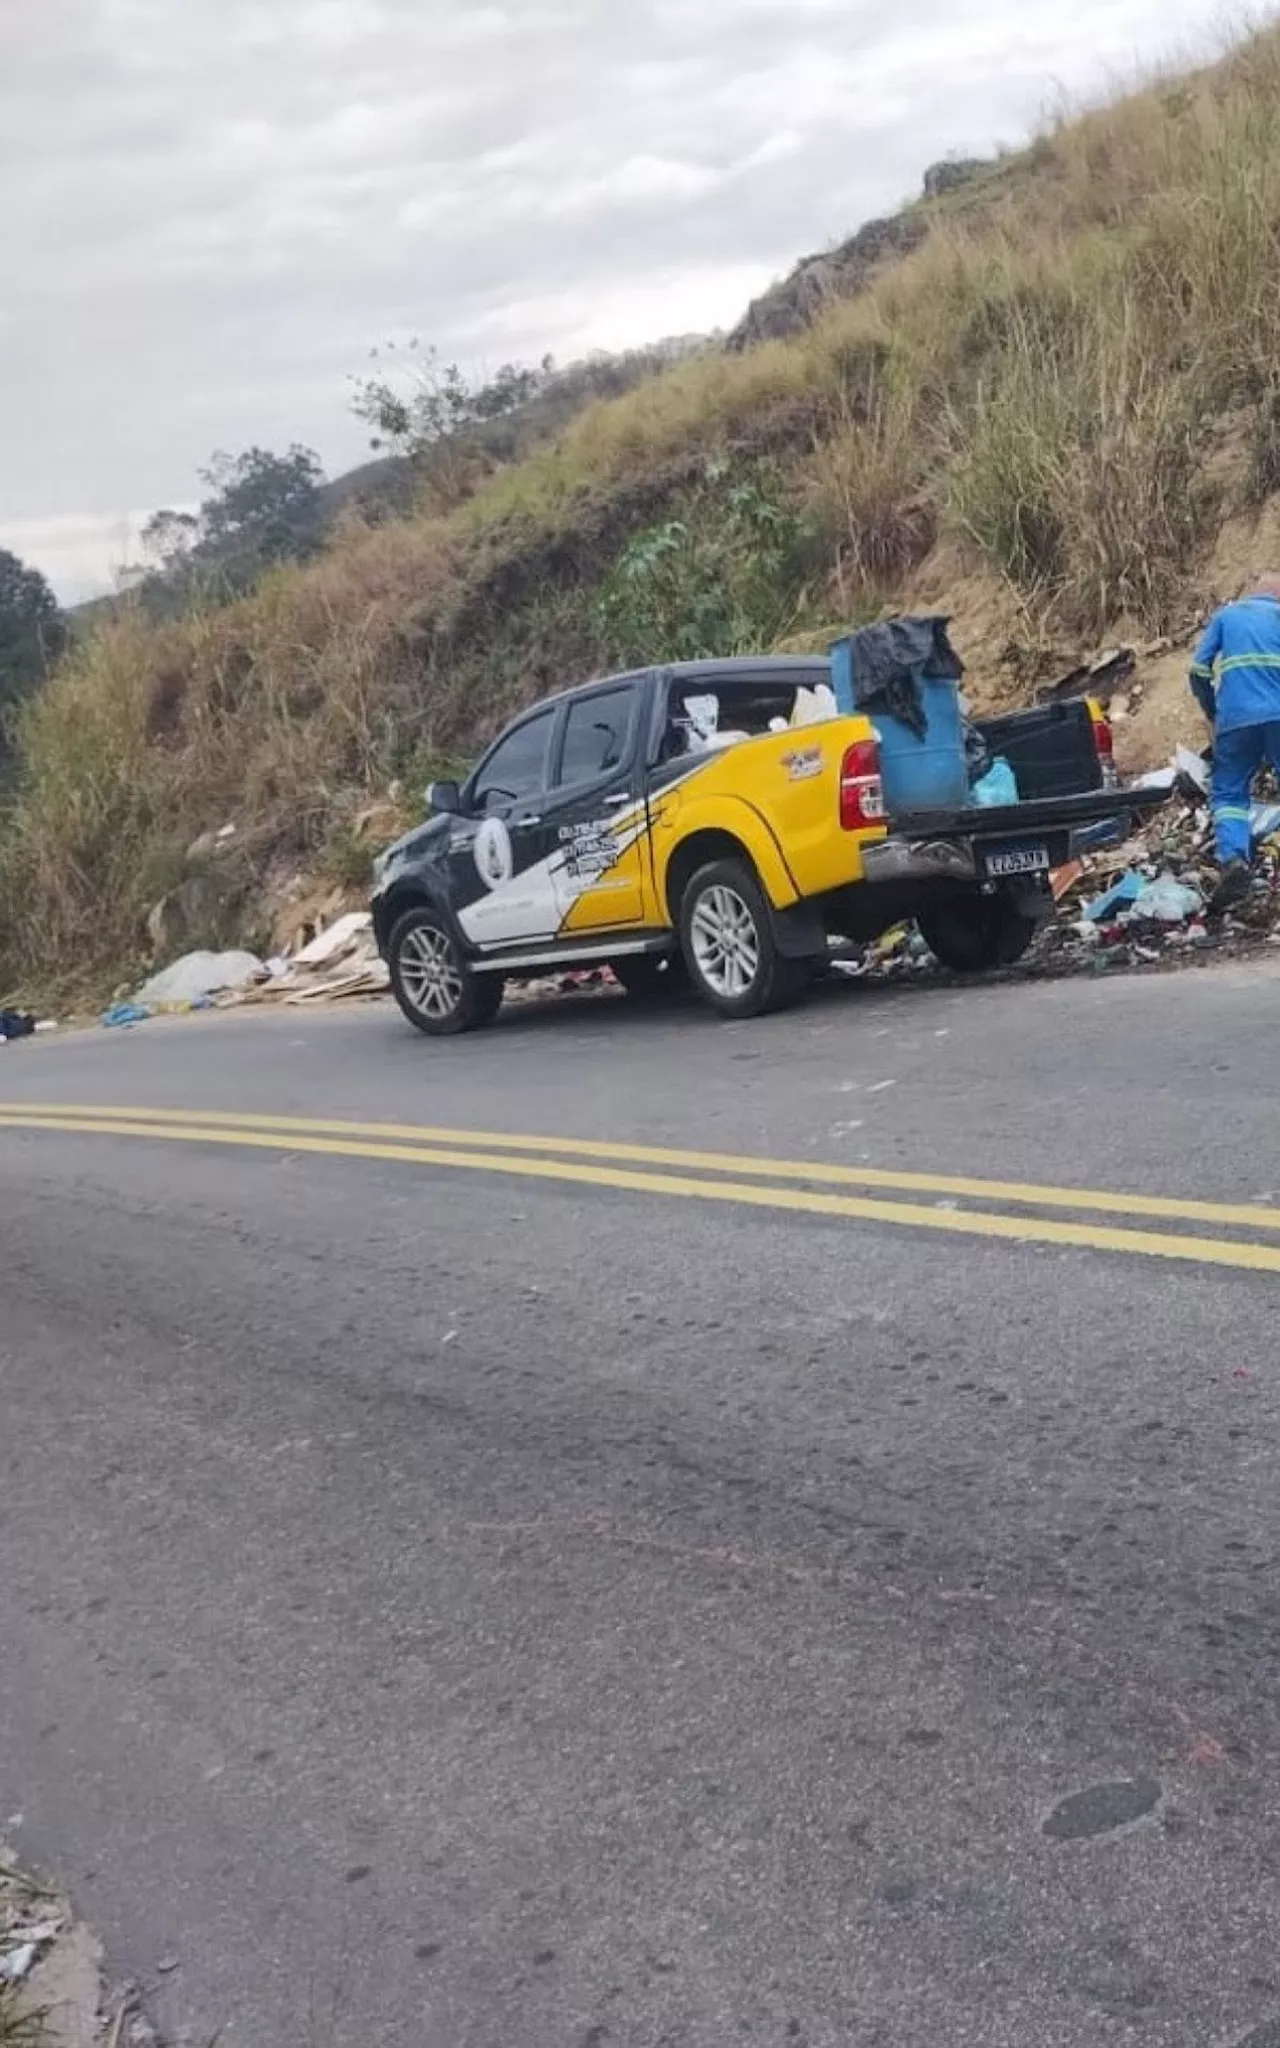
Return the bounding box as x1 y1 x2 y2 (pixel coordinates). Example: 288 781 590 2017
983 843 1050 878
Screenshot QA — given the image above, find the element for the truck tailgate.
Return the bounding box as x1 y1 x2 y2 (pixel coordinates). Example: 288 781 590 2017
892 787 1169 838
976 700 1104 799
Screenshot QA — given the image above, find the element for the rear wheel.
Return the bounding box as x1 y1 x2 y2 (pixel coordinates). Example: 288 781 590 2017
917 893 1038 973
609 952 689 1000
679 859 812 1019
389 906 504 1036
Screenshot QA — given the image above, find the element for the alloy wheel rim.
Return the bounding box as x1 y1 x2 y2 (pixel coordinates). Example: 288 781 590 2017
400 924 464 1019
690 884 760 998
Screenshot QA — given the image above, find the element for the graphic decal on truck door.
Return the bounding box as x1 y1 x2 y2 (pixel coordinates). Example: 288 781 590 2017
456 800 653 950
473 816 514 891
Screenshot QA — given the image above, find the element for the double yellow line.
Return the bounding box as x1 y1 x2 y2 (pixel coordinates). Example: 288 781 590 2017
2 1100 1278 1275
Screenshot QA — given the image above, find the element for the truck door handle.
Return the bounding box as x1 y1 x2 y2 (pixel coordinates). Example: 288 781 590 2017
601 792 632 808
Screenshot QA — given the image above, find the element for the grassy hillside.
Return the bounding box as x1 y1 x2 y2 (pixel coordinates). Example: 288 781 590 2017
7 23 1280 1003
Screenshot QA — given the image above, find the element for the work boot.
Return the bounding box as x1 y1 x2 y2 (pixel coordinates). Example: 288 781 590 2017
1208 858 1252 918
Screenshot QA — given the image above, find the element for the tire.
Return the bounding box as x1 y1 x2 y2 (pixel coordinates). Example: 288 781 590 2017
609 952 690 999
916 893 1038 974
388 906 503 1036
678 858 812 1019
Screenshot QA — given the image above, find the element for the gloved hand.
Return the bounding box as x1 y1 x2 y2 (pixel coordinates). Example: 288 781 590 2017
1190 673 1217 724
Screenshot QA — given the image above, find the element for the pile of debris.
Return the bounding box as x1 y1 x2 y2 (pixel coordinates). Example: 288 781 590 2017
231 913 389 1006
1039 747 1280 975
102 915 389 1026
0 1840 154 2047
852 746 1280 985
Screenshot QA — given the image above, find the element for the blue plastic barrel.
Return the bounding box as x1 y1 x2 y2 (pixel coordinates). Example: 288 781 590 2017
827 640 969 814
872 676 969 814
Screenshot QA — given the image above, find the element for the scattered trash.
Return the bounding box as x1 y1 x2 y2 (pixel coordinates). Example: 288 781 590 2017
1083 871 1145 922
870 925 911 964
0 1011 36 1041
1174 745 1211 797
289 912 371 969
136 948 264 1007
1128 872 1203 923
1252 800 1280 843
0 1837 140 2046
224 911 389 1005
101 1002 152 1029
1184 1734 1226 1767
0 1941 37 1983
1037 646 1137 708
1 1847 63 1986
836 737 1280 992
1050 859 1085 901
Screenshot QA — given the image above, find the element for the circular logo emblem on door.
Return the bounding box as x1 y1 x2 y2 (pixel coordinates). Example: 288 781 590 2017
473 816 514 892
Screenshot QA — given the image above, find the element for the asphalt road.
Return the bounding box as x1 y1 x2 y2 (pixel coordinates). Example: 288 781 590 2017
4 965 1280 2048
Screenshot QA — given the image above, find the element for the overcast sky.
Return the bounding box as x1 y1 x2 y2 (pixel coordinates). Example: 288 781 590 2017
0 0 1239 602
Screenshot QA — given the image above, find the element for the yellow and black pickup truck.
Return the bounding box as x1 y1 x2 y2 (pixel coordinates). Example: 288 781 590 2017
372 656 1166 1035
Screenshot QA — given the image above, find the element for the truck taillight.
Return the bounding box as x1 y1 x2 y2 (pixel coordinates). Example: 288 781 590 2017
840 737 885 830
1087 698 1118 788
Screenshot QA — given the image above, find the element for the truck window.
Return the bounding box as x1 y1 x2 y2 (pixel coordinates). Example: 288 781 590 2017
556 684 636 787
471 708 555 813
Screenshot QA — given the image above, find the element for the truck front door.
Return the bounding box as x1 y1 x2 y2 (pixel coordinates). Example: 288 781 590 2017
542 679 651 936
451 705 561 950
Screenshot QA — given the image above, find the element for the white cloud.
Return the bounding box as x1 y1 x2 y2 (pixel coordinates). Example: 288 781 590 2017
0 512 159 608
0 0 1241 601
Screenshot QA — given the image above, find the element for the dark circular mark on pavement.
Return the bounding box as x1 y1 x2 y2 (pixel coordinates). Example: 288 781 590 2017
880 1879 918 1907
1042 1776 1162 1841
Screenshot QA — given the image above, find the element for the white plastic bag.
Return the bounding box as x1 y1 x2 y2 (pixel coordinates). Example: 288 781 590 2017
681 694 720 747
136 949 265 1005
790 683 838 728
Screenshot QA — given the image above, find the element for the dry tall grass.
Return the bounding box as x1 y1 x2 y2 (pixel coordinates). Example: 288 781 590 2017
8 22 1280 999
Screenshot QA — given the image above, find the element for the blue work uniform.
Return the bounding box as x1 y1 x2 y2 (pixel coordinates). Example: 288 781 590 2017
1189 594 1280 863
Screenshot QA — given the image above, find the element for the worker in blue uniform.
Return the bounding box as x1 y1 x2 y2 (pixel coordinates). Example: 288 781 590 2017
1189 576 1280 913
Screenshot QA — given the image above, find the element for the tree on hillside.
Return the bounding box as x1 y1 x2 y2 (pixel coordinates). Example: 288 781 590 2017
349 344 555 508
351 343 555 459
136 444 328 614
346 338 708 518
0 547 65 731
138 507 200 577
197 444 327 577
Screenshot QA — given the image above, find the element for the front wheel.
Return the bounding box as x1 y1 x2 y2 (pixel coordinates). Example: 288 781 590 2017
916 893 1038 974
388 906 504 1036
679 859 811 1019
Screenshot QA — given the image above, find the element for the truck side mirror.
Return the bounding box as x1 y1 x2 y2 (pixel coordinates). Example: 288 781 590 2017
427 780 461 814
